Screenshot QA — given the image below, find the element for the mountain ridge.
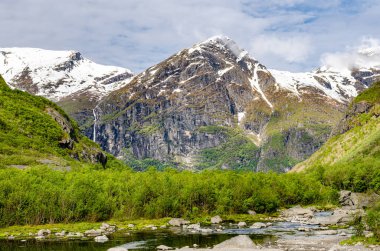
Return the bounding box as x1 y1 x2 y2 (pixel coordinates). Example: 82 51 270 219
2 36 380 171
92 36 374 171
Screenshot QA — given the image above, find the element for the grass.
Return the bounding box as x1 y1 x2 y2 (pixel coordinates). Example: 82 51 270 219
0 213 276 239
0 75 110 168
354 82 380 104
341 236 380 246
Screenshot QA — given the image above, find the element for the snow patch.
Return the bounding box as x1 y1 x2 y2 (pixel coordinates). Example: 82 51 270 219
249 63 273 109
270 68 358 103
238 112 246 125
218 65 234 76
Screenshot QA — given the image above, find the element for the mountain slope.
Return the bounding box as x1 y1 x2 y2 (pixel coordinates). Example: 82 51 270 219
292 81 380 173
93 36 376 171
0 48 134 131
0 75 109 168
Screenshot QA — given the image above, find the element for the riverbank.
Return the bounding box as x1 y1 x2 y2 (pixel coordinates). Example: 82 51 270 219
0 213 270 240
1 206 379 250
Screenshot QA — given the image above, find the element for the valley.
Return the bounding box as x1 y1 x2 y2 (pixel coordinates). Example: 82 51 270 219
0 37 379 250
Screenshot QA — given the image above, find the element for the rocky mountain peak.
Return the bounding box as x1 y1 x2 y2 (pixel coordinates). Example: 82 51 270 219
187 35 251 63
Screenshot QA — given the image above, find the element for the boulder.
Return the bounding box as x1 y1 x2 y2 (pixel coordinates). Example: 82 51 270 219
213 235 256 249
94 235 109 243
238 221 247 228
211 215 223 224
187 223 201 231
157 245 173 250
201 228 213 233
248 210 257 215
250 222 267 229
101 222 110 229
67 232 84 238
310 208 364 226
168 218 190 226
128 224 135 228
281 205 314 218
312 230 338 235
85 229 102 237
339 190 380 209
108 248 129 251
55 231 66 237
37 229 51 236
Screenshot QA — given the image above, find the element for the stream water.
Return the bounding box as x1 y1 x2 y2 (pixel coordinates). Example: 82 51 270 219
0 218 349 251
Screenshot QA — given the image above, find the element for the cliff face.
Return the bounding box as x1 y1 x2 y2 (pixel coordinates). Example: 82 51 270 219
93 36 368 171
95 36 269 167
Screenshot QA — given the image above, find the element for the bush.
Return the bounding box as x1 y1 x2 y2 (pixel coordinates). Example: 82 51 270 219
0 167 337 227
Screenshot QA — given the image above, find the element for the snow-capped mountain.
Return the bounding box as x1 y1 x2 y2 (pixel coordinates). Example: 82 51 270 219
0 47 134 129
1 36 379 172
93 35 380 171
0 47 133 102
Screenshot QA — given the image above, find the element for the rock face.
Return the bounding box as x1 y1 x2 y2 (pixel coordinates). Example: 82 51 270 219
339 190 380 209
333 101 375 136
94 36 375 171
168 218 190 226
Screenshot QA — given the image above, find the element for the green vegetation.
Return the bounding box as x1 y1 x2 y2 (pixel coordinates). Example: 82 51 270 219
367 202 380 239
0 166 337 227
292 82 380 243
293 82 380 193
354 81 380 104
0 75 118 169
197 127 260 170
1 75 379 247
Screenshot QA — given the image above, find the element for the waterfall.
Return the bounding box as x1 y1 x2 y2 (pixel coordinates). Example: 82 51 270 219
93 108 97 142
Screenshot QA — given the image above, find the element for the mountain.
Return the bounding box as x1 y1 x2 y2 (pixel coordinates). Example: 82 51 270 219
0 47 134 130
93 36 378 171
292 81 380 173
0 75 109 168
2 37 379 172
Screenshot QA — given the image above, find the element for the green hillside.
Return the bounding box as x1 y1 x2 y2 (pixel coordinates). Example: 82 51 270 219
292 82 380 192
0 75 109 169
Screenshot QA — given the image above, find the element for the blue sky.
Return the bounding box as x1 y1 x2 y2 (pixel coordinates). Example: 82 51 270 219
1 0 379 73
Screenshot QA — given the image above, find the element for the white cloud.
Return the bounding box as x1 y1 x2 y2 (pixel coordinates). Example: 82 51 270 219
321 38 380 71
250 34 312 63
0 0 379 73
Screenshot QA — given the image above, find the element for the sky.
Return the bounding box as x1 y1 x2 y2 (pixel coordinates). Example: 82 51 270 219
1 0 380 73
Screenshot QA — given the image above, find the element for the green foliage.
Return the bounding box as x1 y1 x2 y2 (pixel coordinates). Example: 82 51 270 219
0 76 10 90
260 133 298 172
198 127 260 170
366 202 380 239
297 82 380 193
306 157 380 193
0 166 336 227
354 81 380 104
0 76 109 168
351 213 365 237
